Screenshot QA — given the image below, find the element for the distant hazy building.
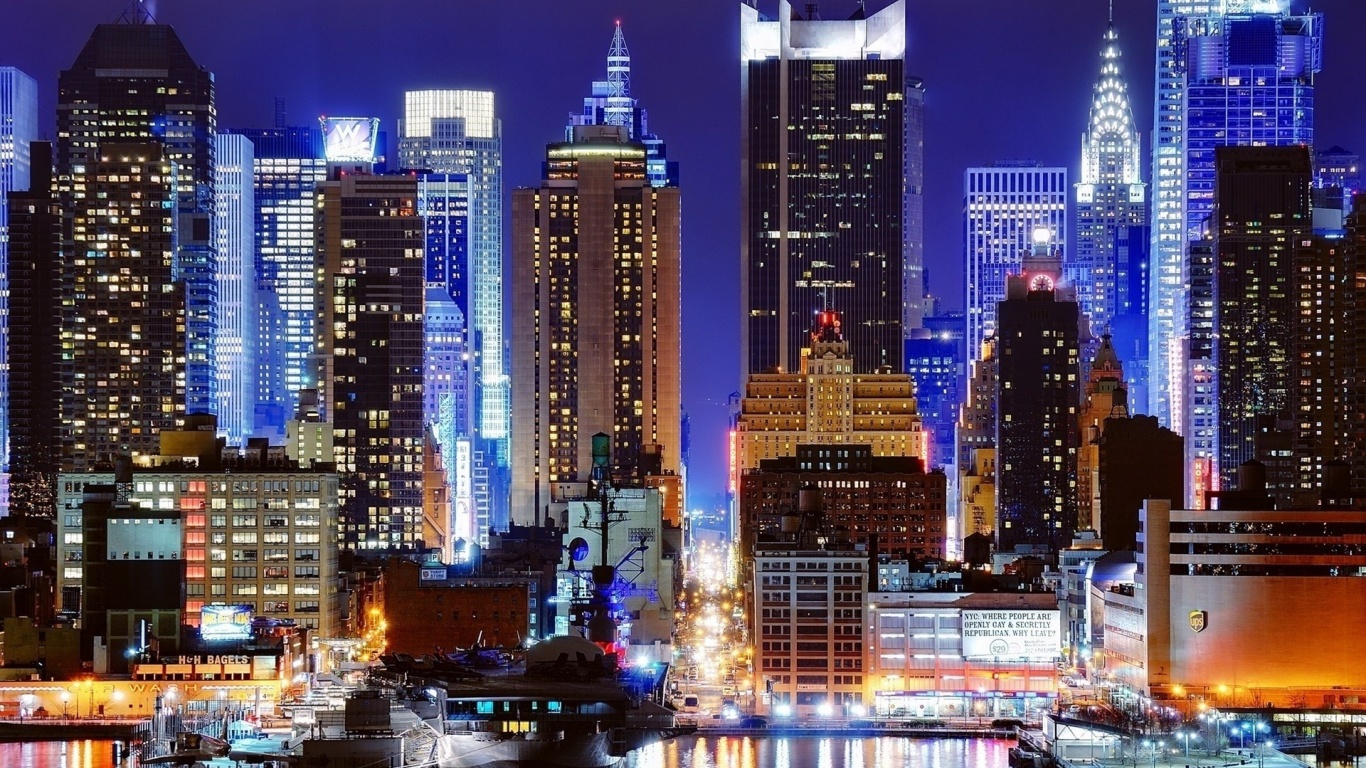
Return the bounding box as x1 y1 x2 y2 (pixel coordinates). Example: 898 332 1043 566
965 163 1068 361
995 237 1080 553
315 173 426 550
905 313 963 472
1077 337 1127 531
741 0 912 375
510 126 681 524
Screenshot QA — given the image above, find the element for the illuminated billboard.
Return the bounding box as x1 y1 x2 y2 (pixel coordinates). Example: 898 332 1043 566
200 604 253 642
961 610 1060 661
321 116 380 162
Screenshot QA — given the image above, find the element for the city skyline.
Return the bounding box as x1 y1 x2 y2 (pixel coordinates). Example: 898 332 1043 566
3 0 1366 502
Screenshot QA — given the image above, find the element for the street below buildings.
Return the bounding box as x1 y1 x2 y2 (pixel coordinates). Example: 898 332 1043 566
670 539 752 723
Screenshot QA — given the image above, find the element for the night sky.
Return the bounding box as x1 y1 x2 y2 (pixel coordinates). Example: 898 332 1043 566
5 0 1364 506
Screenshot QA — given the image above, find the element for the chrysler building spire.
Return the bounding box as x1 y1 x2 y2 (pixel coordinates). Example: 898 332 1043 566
1081 21 1140 185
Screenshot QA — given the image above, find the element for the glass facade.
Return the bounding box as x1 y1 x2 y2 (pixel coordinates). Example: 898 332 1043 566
963 165 1068 361
742 2 909 375
213 134 256 444
224 127 328 435
399 91 507 448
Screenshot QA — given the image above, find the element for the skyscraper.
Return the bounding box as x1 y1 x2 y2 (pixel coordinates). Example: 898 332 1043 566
0 67 37 483
995 237 1080 553
741 0 910 375
315 172 426 550
56 21 216 467
1148 1 1321 426
213 134 256 444
1073 21 1146 358
511 125 681 523
224 126 328 432
1212 146 1311 496
423 288 475 543
399 90 507 448
7 141 60 516
568 22 678 189
62 143 184 468
964 163 1068 361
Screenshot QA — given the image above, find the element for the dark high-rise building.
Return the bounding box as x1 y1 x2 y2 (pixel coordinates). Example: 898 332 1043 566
315 172 426 550
62 143 185 469
1097 415 1184 550
1345 196 1366 500
995 239 1080 553
58 21 218 423
741 0 910 375
7 142 61 516
1290 235 1347 505
1213 146 1312 495
510 126 681 523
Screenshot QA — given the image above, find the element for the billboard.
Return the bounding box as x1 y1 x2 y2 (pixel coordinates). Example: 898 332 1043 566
321 116 380 162
200 604 253 642
961 610 1060 661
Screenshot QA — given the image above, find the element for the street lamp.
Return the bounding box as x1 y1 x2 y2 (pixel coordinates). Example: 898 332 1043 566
1176 729 1196 758
60 691 70 718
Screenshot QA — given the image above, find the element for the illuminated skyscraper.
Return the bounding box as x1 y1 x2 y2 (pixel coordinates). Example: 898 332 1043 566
995 237 1080 553
62 143 184 467
511 126 681 523
315 172 426 550
964 163 1068 361
225 126 328 432
0 67 37 482
568 22 678 188
1147 0 1318 426
741 0 912 375
1073 21 1146 359
213 134 256 444
56 21 216 467
399 90 507 449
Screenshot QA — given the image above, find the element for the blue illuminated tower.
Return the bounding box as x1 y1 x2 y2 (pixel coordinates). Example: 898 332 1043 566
213 134 256 443
0 66 37 487
567 22 678 188
224 126 328 433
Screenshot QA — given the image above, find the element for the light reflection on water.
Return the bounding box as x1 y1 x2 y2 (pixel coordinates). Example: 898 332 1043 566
628 736 1014 768
0 740 131 768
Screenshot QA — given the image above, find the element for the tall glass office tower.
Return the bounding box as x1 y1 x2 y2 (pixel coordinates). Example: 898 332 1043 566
213 134 256 444
224 127 328 433
1148 0 1223 428
963 163 1068 362
399 91 507 449
0 67 37 486
741 0 910 375
567 23 679 189
1073 22 1146 364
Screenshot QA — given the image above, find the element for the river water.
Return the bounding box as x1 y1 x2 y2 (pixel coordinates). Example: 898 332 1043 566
0 735 1015 767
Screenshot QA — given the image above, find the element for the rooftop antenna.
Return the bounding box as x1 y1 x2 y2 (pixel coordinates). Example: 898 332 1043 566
1108 0 1114 23
116 0 156 24
605 21 632 129
274 98 287 130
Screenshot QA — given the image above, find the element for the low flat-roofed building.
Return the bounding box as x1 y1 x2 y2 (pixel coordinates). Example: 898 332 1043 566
866 591 1059 721
1102 500 1366 709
